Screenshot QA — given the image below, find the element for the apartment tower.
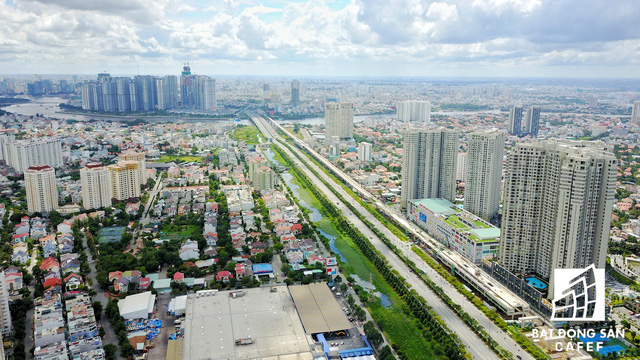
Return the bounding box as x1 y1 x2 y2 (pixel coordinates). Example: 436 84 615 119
507 106 523 136
358 142 372 162
291 80 300 107
400 128 458 209
397 100 431 123
324 102 354 145
108 161 141 201
632 100 640 124
456 152 467 182
499 140 617 284
80 163 112 210
119 150 147 184
0 271 11 336
525 106 541 137
25 165 58 213
464 129 504 221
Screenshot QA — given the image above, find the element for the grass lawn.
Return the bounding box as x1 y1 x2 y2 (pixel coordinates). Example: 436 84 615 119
160 225 199 239
230 125 261 145
158 155 203 163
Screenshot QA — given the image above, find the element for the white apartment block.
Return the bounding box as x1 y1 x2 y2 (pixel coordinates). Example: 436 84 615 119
81 163 112 210
499 140 617 285
0 130 16 161
397 100 431 123
632 100 640 124
464 129 504 221
456 152 466 182
1 138 63 173
357 142 372 162
0 271 11 335
119 150 147 184
324 102 354 144
401 128 458 209
25 165 59 213
108 161 141 201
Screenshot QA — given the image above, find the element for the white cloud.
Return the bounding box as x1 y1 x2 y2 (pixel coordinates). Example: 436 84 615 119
0 0 637 76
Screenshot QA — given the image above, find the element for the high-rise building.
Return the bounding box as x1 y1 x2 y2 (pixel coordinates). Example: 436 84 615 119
525 106 541 137
136 75 157 111
397 100 431 123
324 102 354 144
255 166 276 191
108 161 141 201
507 106 523 136
1 138 63 173
119 150 147 184
400 128 458 209
464 129 504 221
80 163 112 210
499 140 617 287
81 73 177 112
25 165 58 213
456 152 467 182
180 64 216 110
291 80 300 107
0 129 16 161
0 270 11 336
632 100 640 124
357 142 372 162
156 75 179 110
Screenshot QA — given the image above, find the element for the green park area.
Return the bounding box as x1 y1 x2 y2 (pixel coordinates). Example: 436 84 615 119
159 225 199 241
158 155 203 163
230 125 261 145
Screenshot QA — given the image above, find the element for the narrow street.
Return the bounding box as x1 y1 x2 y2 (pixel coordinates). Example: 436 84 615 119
82 233 120 359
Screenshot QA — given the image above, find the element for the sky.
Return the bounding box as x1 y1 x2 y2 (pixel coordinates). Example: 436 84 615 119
1 0 639 78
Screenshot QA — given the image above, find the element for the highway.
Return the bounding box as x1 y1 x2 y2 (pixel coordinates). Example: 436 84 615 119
248 112 509 360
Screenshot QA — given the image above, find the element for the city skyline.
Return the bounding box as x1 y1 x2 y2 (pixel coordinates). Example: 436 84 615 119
0 0 639 78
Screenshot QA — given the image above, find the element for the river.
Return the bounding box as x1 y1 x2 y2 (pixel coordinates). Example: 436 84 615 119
2 96 251 124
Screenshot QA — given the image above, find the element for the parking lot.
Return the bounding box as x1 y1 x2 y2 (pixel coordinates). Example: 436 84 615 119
147 294 175 360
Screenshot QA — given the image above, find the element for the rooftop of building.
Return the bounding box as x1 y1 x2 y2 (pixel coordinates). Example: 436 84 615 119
412 198 500 241
181 285 314 360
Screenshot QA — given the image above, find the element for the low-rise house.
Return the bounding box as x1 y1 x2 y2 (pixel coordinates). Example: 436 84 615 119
58 240 74 254
4 266 23 291
62 258 81 274
40 257 60 274
203 246 218 258
12 232 29 244
114 277 130 293
12 245 29 264
215 271 234 283
42 242 58 259
179 240 199 261
64 273 83 291
205 232 218 246
43 278 62 289
30 225 47 240
14 221 30 235
57 221 73 234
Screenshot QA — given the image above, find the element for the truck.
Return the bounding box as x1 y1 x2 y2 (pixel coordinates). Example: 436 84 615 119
235 338 254 346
